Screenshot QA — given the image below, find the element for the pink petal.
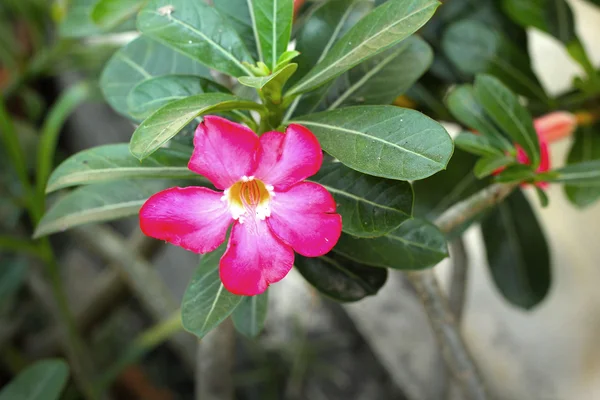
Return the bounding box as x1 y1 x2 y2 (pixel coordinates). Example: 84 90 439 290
534 111 576 144
139 186 232 253
254 124 323 190
220 219 294 295
188 116 259 190
267 182 342 257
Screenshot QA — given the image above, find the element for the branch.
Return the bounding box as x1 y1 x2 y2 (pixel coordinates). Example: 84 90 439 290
405 183 516 400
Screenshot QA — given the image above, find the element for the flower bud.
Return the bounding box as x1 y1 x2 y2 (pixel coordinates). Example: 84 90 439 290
534 111 577 143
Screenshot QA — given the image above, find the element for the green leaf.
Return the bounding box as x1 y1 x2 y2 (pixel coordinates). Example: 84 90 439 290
239 63 298 103
454 131 506 157
59 0 136 38
442 19 547 101
413 149 489 238
481 189 551 309
295 252 388 302
137 0 254 77
46 144 199 193
127 75 228 120
494 164 537 183
502 0 576 44
92 0 147 29
231 291 268 338
322 36 433 109
474 155 515 179
287 0 440 95
550 160 600 186
564 127 600 207
99 36 210 119
535 186 549 207
0 257 28 305
446 86 513 152
311 162 413 238
333 219 448 270
182 245 243 339
292 0 372 86
0 359 69 400
248 0 294 70
34 180 176 238
474 74 540 167
129 94 264 160
291 106 453 181
213 0 259 60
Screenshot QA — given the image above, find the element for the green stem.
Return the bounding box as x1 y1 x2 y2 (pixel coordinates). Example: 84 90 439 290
93 310 183 396
0 236 47 260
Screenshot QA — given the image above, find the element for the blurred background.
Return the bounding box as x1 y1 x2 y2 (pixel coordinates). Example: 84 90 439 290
1 0 600 399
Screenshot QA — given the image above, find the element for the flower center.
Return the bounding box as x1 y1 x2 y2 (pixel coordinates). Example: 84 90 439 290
223 176 273 223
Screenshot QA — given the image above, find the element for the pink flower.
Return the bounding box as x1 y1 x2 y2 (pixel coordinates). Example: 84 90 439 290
139 116 342 296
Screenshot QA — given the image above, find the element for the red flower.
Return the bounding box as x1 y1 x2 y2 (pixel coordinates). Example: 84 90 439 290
139 116 342 296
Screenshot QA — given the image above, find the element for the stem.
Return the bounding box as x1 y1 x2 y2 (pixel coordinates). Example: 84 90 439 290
0 235 47 260
195 319 235 400
405 183 517 400
448 238 469 322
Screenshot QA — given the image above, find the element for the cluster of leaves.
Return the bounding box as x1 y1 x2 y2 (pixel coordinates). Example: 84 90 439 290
33 0 600 341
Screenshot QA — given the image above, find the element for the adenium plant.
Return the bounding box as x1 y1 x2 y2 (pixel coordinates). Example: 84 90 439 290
36 0 600 355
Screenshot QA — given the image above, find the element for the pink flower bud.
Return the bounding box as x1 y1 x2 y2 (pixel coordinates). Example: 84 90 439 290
533 111 577 144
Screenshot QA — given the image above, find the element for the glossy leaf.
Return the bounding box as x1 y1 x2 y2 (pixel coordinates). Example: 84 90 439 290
182 245 243 339
231 291 268 338
128 75 228 120
239 63 298 103
295 252 388 302
333 219 448 270
550 160 600 186
59 0 136 38
446 86 513 152
287 0 440 95
322 36 433 109
475 74 540 167
0 258 28 305
311 162 413 237
92 0 147 29
442 19 547 100
291 106 453 181
0 359 69 400
248 0 294 69
454 131 505 157
502 0 576 44
213 0 258 60
481 190 551 309
34 180 176 238
46 144 198 193
100 36 210 118
129 94 263 160
474 155 515 179
292 0 372 85
564 127 600 207
137 0 254 77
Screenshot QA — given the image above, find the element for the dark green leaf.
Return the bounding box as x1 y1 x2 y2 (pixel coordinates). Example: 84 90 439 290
535 186 549 207
311 162 413 238
92 0 147 29
129 94 263 160
564 127 600 207
0 359 69 400
291 106 453 181
287 0 440 95
249 0 294 70
550 160 600 186
474 155 515 178
494 164 537 183
213 0 259 60
231 291 268 338
446 86 513 152
182 245 243 339
137 0 255 77
34 180 177 238
322 36 433 109
127 75 229 120
333 219 448 270
46 144 199 193
0 258 28 305
100 36 210 119
475 74 540 167
295 252 388 302
502 0 576 44
454 131 506 157
442 19 547 100
481 189 551 309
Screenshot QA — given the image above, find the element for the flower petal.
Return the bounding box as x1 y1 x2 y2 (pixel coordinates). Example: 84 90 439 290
220 218 294 295
254 124 323 190
140 186 232 253
188 116 259 190
268 182 342 257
